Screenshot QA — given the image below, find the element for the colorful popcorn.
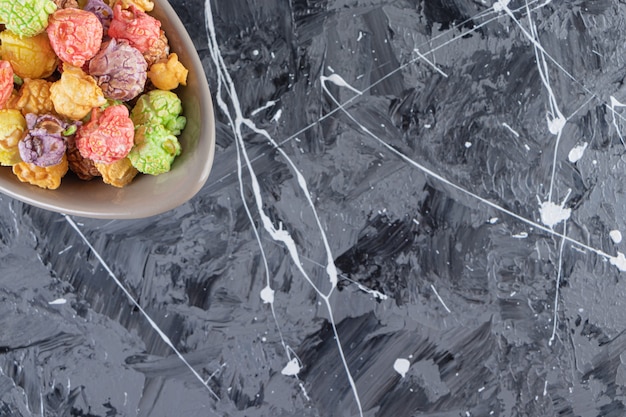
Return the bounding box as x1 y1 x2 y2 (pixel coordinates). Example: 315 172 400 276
0 0 57 37
108 4 160 53
13 154 68 189
18 113 70 167
46 8 103 68
89 38 147 101
128 122 180 175
75 105 135 163
147 53 188 91
49 64 107 120
0 31 58 79
15 79 55 115
130 89 186 135
0 109 27 166
95 157 138 187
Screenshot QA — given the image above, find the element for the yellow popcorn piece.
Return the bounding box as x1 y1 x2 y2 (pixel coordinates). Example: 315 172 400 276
15 79 55 115
50 65 107 120
0 31 59 79
147 53 188 91
0 109 27 166
13 154 69 189
95 157 138 187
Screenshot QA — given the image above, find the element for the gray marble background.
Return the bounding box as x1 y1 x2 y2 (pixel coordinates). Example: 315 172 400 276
2 0 626 416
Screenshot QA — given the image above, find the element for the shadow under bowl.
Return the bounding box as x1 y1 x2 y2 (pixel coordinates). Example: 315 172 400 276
0 0 216 219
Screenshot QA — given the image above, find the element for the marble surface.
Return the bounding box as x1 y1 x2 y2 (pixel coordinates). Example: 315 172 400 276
3 0 626 416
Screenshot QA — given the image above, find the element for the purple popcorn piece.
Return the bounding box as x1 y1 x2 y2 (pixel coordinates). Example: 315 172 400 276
84 0 114 34
18 114 69 167
89 38 148 101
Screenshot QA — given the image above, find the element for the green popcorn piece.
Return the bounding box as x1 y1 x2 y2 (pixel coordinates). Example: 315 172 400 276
0 0 57 38
130 90 186 135
129 123 181 175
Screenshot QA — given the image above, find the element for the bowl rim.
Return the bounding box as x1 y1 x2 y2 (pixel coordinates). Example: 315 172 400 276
0 0 216 220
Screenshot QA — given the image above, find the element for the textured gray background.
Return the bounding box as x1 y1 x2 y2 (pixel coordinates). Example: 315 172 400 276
2 0 626 416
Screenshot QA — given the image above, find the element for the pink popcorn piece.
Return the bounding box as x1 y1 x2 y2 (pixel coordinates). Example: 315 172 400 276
46 8 103 68
108 4 161 53
0 60 14 108
75 105 135 164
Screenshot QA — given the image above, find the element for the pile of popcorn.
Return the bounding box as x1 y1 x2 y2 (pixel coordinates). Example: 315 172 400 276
0 0 189 189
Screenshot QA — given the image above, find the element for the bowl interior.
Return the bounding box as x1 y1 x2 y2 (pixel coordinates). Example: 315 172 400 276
0 0 215 219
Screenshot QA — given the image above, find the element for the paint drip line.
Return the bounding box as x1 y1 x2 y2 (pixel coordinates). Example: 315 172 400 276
430 284 452 313
413 48 448 78
204 3 363 415
321 75 621 267
548 221 567 346
501 122 520 137
63 215 220 400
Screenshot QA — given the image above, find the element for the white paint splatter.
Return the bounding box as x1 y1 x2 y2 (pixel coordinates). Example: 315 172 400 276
610 252 626 271
464 141 472 148
272 109 283 122
48 298 67 305
430 284 452 313
281 357 302 376
502 122 520 137
260 286 275 304
567 142 588 163
493 0 510 13
393 358 411 378
320 74 362 95
512 232 528 239
250 100 277 116
538 191 571 229
610 230 622 244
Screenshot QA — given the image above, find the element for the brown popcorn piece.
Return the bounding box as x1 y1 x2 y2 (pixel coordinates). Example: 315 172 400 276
143 29 169 67
95 157 138 187
13 154 69 189
15 79 55 115
66 136 101 180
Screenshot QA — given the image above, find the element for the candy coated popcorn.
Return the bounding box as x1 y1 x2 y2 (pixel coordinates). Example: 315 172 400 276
83 0 113 34
0 61 13 108
143 29 169 67
13 154 68 189
89 38 147 101
49 64 107 120
0 109 27 166
116 0 154 12
95 157 138 187
147 53 188 91
0 31 58 79
130 89 186 135
128 122 180 175
0 0 57 37
53 0 79 9
19 113 70 167
66 135 101 180
15 79 54 115
46 8 103 68
108 4 160 53
75 105 135 163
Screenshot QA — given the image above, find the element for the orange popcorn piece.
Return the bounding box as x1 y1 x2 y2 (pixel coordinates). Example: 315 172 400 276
95 157 138 187
15 79 55 115
147 53 188 91
49 64 107 120
12 154 69 189
0 31 58 79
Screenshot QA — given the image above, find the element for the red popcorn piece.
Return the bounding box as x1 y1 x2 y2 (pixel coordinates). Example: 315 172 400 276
46 8 103 68
75 105 135 164
0 61 14 108
108 4 161 53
